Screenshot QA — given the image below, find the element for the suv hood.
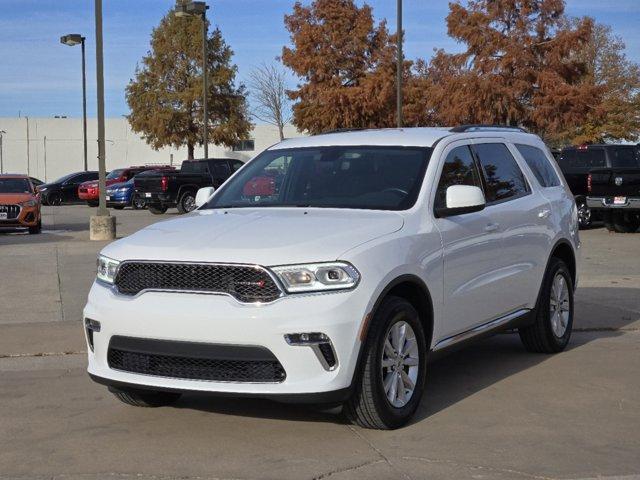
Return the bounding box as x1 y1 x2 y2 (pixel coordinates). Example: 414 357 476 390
0 193 34 204
102 208 404 266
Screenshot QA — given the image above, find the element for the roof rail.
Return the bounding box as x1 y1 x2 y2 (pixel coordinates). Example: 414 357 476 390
318 128 364 135
450 124 528 133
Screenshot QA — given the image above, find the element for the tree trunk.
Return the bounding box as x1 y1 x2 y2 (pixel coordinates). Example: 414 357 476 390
187 143 194 160
278 122 285 141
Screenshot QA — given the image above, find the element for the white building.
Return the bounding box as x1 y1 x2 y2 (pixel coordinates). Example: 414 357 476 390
0 117 303 182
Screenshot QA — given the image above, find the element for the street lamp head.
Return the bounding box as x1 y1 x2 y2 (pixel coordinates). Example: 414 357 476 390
174 1 208 17
60 34 85 46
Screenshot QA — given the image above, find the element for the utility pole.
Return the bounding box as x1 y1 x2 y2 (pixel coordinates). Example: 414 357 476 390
396 0 403 128
90 0 116 240
0 130 5 174
25 117 30 175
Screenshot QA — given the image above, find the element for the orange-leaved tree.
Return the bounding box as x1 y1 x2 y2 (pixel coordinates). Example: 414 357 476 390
419 0 601 145
282 0 408 134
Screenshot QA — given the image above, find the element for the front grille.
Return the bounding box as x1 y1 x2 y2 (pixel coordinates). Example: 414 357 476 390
0 204 20 220
114 262 282 303
107 336 286 383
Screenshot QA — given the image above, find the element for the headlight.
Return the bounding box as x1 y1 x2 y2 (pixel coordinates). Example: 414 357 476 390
96 255 120 284
19 199 37 207
271 262 360 293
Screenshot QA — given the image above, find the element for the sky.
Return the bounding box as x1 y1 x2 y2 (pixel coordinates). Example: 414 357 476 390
0 0 638 119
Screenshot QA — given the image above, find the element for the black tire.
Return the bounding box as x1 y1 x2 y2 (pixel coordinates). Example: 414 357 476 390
148 205 168 215
344 296 427 430
112 205 125 210
519 257 573 353
111 389 181 408
28 220 42 234
576 198 592 229
603 211 616 232
176 190 196 214
131 196 146 210
87 201 99 208
612 211 640 233
47 192 62 206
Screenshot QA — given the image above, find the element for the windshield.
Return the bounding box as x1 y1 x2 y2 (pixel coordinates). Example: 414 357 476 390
0 178 32 194
205 146 432 211
107 169 125 180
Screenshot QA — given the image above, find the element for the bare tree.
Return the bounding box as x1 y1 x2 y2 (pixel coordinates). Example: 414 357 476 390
248 63 291 140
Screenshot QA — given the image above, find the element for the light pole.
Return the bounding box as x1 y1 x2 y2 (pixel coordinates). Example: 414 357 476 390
60 34 88 172
396 0 403 128
0 130 5 174
89 0 116 240
175 1 210 159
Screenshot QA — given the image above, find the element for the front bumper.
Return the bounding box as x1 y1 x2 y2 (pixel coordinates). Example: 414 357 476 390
83 281 367 398
587 196 640 211
79 190 98 201
0 204 40 228
106 195 130 207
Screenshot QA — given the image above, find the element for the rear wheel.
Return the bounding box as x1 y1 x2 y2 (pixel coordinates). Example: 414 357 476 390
345 296 427 429
612 211 640 233
148 205 168 215
519 257 573 353
603 211 616 232
112 205 125 210
111 388 181 408
176 190 196 214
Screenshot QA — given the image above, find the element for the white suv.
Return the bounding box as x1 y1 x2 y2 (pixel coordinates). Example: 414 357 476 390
85 126 580 429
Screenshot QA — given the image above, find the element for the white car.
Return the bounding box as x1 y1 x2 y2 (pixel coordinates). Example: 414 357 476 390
84 126 580 429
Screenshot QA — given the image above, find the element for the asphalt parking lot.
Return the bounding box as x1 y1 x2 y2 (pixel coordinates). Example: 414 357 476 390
1 205 639 480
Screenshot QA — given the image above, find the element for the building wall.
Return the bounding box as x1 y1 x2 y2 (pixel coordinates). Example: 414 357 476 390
0 117 303 182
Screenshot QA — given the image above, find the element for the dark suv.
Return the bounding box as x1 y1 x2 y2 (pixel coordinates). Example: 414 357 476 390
558 145 639 228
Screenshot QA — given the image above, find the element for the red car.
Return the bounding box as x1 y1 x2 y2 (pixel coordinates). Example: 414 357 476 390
78 166 171 206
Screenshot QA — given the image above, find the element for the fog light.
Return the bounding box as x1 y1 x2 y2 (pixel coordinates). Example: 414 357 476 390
284 332 337 371
84 318 101 352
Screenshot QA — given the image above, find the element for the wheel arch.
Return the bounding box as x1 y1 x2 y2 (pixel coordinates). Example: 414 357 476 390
549 239 577 288
361 275 434 351
177 184 198 199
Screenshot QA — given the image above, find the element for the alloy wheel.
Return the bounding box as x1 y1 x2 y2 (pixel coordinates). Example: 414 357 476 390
380 318 420 408
549 273 570 338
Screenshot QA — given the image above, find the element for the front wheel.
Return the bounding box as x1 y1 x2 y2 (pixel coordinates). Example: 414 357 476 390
519 257 573 353
345 296 427 429
148 205 168 215
111 388 181 408
131 196 146 210
28 220 42 234
576 198 592 229
47 192 62 206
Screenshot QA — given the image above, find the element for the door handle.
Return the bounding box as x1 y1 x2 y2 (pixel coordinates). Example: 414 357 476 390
538 209 551 219
484 223 500 232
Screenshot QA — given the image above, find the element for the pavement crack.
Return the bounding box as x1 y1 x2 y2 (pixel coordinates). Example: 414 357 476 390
345 425 412 480
401 455 558 479
311 458 386 480
574 327 639 332
0 350 85 359
55 244 65 321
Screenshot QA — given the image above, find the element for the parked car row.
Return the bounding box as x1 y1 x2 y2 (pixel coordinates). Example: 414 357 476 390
33 159 244 214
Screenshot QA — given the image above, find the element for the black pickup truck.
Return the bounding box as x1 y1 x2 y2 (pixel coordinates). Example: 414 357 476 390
586 146 640 233
134 158 244 214
559 144 639 229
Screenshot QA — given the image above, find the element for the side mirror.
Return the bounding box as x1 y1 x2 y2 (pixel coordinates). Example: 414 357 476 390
195 186 215 208
436 185 485 217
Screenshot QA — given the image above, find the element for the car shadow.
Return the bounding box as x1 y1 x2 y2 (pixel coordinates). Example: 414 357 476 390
166 286 638 426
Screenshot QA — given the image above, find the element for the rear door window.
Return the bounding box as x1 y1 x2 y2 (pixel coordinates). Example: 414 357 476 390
472 143 530 203
611 148 640 168
560 149 606 171
515 144 561 187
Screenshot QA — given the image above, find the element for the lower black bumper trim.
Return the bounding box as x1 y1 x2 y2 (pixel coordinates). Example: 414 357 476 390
89 373 352 405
